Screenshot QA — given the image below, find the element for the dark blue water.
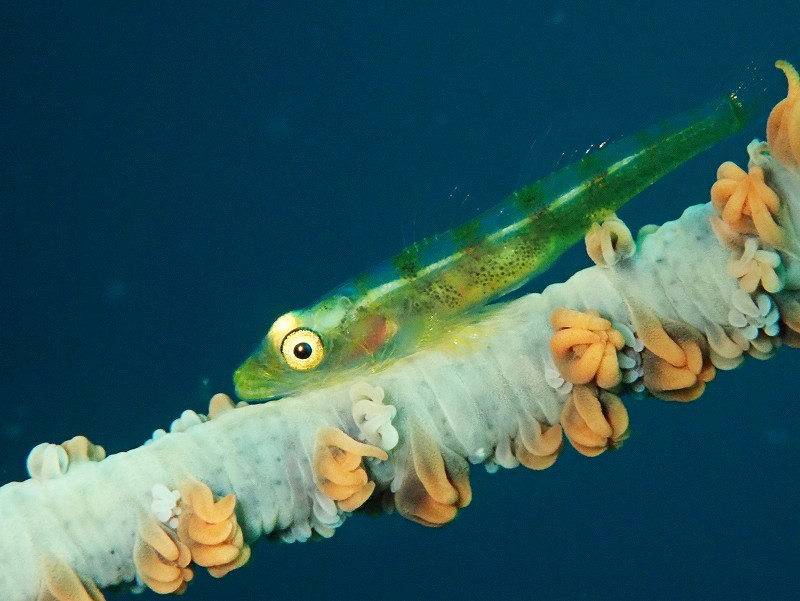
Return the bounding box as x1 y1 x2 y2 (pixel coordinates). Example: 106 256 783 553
2 3 799 600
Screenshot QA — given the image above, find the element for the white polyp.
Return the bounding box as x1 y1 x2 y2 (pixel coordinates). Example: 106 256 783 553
145 409 209 445
544 363 573 395
709 347 745 370
630 381 646 394
389 462 405 494
706 324 744 361
543 364 562 388
26 443 69 480
492 435 519 470
614 334 644 391
618 353 636 370
349 381 385 404
314 525 337 539
169 409 207 434
731 291 782 339
150 483 181 528
755 249 780 267
613 321 637 348
146 429 167 445
757 253 785 293
350 382 399 451
742 237 759 262
311 488 341 526
750 334 778 355
622 367 642 385
728 307 749 329
637 223 659 240
280 520 312 544
729 327 753 350
468 447 489 464
279 484 346 545
728 238 761 293
731 289 753 316
483 458 500 473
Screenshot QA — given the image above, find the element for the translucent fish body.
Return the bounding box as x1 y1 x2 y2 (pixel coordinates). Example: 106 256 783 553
235 92 754 400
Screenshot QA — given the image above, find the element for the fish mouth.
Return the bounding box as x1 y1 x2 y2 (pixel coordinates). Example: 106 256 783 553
233 357 282 401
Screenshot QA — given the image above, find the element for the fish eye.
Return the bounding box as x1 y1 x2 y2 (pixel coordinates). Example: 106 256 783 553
293 341 312 359
280 328 324 371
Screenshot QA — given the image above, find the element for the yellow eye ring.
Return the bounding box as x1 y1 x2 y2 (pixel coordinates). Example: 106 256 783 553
280 328 324 371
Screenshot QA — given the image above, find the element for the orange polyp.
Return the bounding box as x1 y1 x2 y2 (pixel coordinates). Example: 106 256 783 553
60 436 105 463
571 385 613 438
317 479 362 502
563 410 606 449
585 215 635 267
650 361 698 390
207 392 236 418
550 307 624 388
317 449 368 487
133 527 193 596
603 394 630 441
414 495 458 526
180 482 234 524
553 327 602 347
411 430 459 506
637 318 716 402
551 334 601 383
188 518 232 546
313 427 386 511
208 544 252 579
134 563 184 595
450 470 473 507
597 341 622 388
776 296 800 347
318 427 389 461
158 480 251 582
329 445 363 472
191 542 242 567
561 386 629 456
392 423 471 526
138 518 180 562
711 161 785 247
551 307 612 330
419 499 458 525
634 311 686 366
338 481 376 512
395 466 459 527
39 557 106 601
640 322 716 401
683 339 703 374
330 466 368 487
534 424 564 455
716 160 746 182
767 60 800 169
514 418 561 469
181 487 236 526
136 546 182 582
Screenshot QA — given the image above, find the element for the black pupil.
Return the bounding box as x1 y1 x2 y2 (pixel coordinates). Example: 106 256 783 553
293 342 313 360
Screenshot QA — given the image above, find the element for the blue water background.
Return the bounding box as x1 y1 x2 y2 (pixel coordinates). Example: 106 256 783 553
2 2 799 599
